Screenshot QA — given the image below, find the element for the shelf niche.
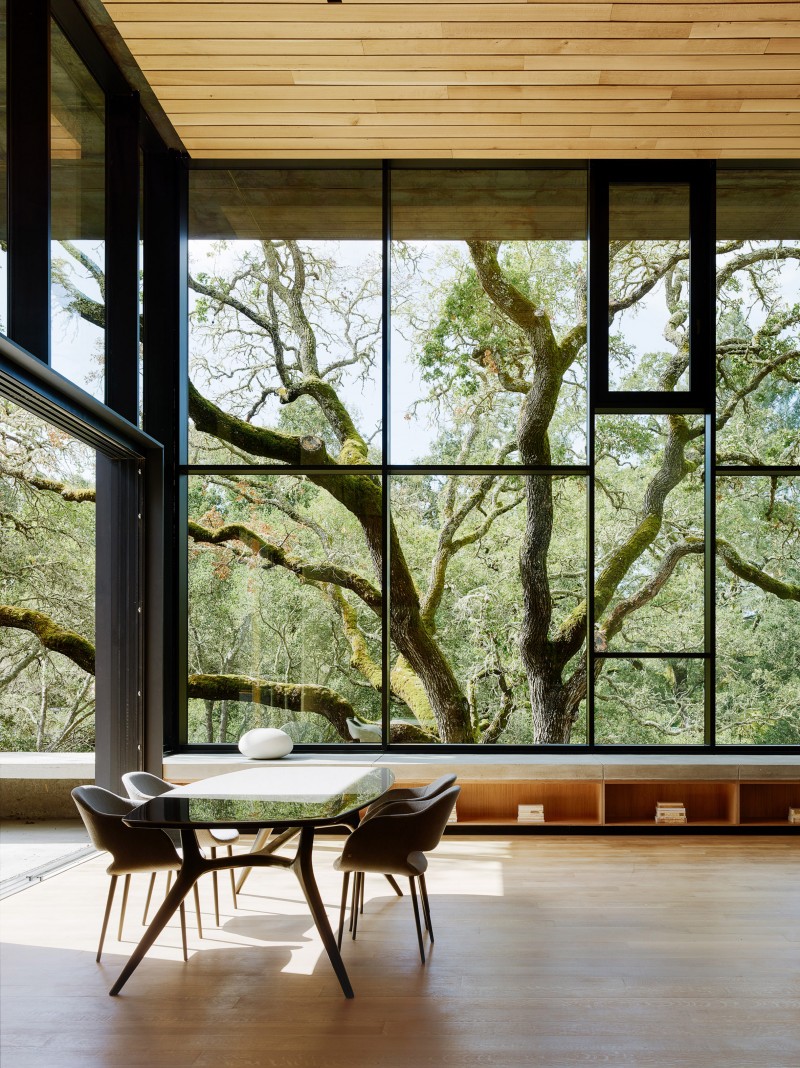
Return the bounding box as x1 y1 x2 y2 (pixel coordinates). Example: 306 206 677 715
604 781 738 826
389 780 603 826
739 782 800 825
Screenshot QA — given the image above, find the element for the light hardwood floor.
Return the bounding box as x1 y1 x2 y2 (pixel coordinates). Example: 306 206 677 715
1 835 798 1068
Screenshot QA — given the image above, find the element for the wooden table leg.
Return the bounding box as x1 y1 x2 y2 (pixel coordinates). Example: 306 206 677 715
235 826 302 893
291 825 354 999
110 825 353 999
109 871 197 996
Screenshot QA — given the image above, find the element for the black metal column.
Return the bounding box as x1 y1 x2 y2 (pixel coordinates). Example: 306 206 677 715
95 454 144 788
7 0 50 361
142 149 188 758
691 164 717 746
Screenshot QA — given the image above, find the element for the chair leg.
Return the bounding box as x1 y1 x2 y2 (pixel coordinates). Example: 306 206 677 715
384 874 403 896
419 872 434 942
118 874 131 942
142 872 157 926
360 871 365 914
349 870 358 932
97 875 118 962
193 883 203 939
409 877 425 964
337 871 351 950
179 901 188 962
210 848 220 926
227 845 237 908
166 870 172 892
351 873 361 941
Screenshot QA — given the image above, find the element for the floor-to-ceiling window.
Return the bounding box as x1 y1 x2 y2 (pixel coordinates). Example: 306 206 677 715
181 161 798 752
390 166 588 744
714 168 800 745
186 167 383 744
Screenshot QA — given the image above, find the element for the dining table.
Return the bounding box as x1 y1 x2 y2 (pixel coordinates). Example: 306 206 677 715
114 763 395 998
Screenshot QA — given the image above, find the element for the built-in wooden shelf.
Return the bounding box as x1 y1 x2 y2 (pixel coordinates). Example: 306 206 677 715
162 753 799 833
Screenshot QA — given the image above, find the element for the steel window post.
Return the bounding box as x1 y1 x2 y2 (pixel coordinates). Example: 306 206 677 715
142 149 189 755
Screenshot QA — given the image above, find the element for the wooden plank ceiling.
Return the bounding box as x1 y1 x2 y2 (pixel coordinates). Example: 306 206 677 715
101 0 800 159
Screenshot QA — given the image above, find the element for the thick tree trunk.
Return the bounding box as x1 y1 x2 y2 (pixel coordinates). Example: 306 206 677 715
387 528 475 743
528 670 576 745
467 241 580 746
316 470 474 742
517 370 571 744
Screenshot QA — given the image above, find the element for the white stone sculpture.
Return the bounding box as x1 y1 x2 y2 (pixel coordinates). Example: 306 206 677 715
237 727 294 759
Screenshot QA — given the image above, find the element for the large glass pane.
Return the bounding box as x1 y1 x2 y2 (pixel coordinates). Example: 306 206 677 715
188 168 382 465
50 20 105 398
716 171 800 466
187 473 380 745
594 414 705 653
595 657 704 745
391 167 587 465
716 475 799 745
608 183 690 392
390 473 586 745
0 399 96 751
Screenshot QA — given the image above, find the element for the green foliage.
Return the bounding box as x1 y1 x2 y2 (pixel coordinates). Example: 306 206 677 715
715 476 800 744
0 401 96 751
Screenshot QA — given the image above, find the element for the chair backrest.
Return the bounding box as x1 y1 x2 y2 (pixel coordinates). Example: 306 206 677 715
417 774 457 799
363 773 458 820
122 770 173 802
342 785 460 872
72 785 180 874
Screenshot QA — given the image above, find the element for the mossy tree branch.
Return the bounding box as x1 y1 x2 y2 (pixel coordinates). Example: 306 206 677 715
0 606 96 675
0 467 96 503
186 673 354 740
0 604 359 741
188 518 382 614
717 538 800 601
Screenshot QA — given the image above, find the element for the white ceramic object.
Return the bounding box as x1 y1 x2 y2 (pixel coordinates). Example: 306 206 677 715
237 728 294 760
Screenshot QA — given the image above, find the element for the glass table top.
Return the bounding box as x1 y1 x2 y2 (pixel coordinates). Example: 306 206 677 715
124 766 395 829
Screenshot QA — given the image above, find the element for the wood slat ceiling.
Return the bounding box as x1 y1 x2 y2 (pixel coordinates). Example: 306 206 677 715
100 0 800 159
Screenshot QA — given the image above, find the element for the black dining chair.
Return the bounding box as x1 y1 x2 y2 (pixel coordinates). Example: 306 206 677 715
345 773 459 921
334 784 460 963
71 785 200 962
122 770 239 925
